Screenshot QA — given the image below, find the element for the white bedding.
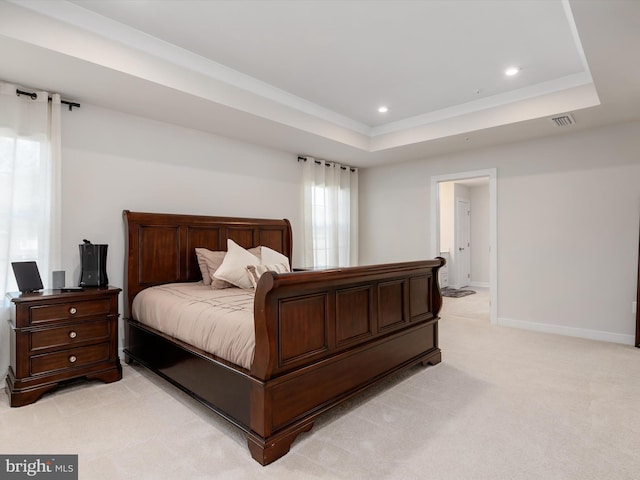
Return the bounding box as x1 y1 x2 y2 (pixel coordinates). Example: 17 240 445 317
132 282 255 369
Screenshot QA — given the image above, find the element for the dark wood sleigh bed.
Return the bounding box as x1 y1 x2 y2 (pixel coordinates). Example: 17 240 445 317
123 210 445 465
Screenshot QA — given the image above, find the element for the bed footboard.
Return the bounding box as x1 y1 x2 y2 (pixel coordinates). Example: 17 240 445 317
249 259 444 464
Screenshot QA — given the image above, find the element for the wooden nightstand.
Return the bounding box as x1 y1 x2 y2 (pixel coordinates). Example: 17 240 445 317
5 287 122 407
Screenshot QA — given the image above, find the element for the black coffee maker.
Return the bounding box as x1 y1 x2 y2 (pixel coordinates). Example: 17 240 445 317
79 239 109 287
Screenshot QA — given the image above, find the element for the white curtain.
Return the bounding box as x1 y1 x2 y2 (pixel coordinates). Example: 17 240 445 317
0 81 62 378
302 157 358 268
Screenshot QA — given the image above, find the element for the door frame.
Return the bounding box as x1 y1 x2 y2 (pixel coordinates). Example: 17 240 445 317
430 168 497 325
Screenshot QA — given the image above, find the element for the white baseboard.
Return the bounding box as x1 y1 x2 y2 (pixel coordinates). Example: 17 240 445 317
497 317 635 345
469 281 490 288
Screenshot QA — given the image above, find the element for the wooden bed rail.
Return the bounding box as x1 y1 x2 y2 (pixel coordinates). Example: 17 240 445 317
252 259 445 380
247 259 445 461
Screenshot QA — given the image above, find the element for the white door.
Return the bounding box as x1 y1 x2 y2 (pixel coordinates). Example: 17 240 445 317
455 198 471 288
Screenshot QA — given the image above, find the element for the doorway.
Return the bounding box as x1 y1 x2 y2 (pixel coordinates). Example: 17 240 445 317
430 168 497 324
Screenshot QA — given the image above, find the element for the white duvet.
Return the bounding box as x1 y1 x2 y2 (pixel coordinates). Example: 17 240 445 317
132 283 255 369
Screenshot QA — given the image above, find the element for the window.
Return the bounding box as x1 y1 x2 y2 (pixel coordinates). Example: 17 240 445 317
301 157 358 268
0 137 47 267
1 82 62 378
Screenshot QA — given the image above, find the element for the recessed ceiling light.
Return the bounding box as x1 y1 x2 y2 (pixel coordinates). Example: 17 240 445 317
505 67 520 76
378 106 388 113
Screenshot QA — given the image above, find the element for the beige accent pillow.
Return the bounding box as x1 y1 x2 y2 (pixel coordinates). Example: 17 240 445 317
213 239 261 289
195 248 233 289
245 263 291 289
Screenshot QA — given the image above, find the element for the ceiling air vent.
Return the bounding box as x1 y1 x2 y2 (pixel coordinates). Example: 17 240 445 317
549 114 575 127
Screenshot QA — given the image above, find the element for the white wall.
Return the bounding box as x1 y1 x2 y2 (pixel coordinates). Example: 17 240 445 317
469 184 490 286
360 122 640 344
62 104 302 349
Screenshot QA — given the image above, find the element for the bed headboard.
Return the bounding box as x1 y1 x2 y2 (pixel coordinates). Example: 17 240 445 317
122 210 292 319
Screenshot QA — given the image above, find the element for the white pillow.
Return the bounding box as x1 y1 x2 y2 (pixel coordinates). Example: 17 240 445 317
213 239 261 289
245 263 291 289
261 246 290 269
247 246 262 263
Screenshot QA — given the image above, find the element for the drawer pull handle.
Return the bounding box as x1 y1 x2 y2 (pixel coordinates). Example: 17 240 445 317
69 355 77 363
69 307 77 315
69 331 77 339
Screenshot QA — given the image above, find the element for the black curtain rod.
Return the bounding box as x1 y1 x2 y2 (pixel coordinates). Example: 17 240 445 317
298 156 322 166
297 156 356 172
16 89 80 111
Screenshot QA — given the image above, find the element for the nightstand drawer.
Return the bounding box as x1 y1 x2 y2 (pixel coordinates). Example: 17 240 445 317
29 299 112 324
30 343 111 375
30 320 110 352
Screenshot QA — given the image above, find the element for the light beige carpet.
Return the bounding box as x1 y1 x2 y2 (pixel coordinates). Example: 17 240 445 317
2 288 639 479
